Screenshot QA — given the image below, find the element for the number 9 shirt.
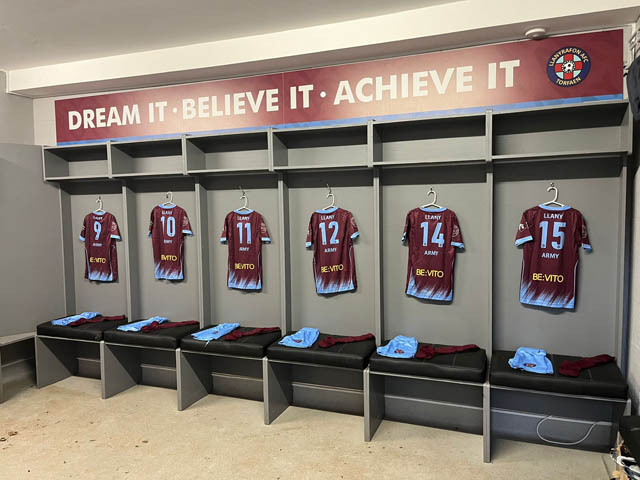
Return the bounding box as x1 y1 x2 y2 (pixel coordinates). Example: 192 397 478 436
149 203 193 280
306 207 359 294
515 204 591 309
402 207 464 301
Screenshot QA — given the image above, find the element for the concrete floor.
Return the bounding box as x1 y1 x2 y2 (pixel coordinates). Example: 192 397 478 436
0 376 612 480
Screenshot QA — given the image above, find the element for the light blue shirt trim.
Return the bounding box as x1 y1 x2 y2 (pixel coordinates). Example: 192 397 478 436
419 207 446 212
234 209 254 214
262 237 271 243
451 241 464 249
111 234 121 240
159 203 176 209
79 235 85 242
92 210 105 216
315 206 338 214
220 237 227 243
351 232 360 239
305 241 312 248
538 204 570 211
582 243 593 251
183 229 193 236
515 235 533 246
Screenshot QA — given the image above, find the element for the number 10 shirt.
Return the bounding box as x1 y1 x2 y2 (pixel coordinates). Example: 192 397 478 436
306 207 359 294
149 203 193 280
515 204 591 309
403 207 464 301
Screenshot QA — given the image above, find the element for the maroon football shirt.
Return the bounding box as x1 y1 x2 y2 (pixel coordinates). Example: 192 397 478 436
402 207 464 301
515 204 591 309
220 209 271 290
306 207 359 294
148 203 193 280
79 211 121 282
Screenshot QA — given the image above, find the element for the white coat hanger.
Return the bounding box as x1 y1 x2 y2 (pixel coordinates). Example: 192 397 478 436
162 191 174 206
236 186 251 212
95 196 105 213
421 187 443 209
323 184 336 210
542 182 565 207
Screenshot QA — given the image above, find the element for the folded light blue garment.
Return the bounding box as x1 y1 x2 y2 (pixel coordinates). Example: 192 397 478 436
376 335 418 359
192 323 240 341
278 327 320 348
508 347 554 374
117 316 168 332
52 312 101 326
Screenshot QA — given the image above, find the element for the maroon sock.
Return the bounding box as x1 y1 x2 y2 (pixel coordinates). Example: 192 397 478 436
223 327 281 341
415 343 479 360
67 315 127 327
318 333 375 348
140 320 199 332
558 354 615 377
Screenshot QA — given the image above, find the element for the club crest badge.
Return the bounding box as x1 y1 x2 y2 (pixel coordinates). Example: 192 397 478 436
547 46 591 87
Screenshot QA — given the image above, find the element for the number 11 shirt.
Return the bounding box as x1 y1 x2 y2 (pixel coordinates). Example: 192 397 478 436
515 204 591 309
149 203 193 280
306 207 359 294
220 209 271 290
403 207 464 301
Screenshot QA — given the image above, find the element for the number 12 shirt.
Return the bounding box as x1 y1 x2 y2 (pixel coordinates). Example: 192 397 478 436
402 207 464 301
149 203 193 280
306 207 359 294
515 204 591 309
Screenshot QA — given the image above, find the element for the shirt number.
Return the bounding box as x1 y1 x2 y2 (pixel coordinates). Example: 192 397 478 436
420 222 444 247
160 216 176 237
236 222 252 244
319 221 339 245
93 221 101 240
539 221 565 250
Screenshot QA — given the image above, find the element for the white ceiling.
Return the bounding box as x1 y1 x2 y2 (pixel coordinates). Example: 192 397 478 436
0 0 455 70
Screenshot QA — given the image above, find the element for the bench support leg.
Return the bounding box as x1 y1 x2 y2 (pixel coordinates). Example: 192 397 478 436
176 349 212 411
263 358 291 425
35 336 76 389
101 342 140 399
483 382 491 463
364 368 385 441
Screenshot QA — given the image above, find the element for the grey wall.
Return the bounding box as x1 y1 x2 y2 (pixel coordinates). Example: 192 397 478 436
0 72 33 145
493 158 623 357
0 143 65 335
287 171 375 336
381 165 490 348
205 175 281 327
628 137 640 413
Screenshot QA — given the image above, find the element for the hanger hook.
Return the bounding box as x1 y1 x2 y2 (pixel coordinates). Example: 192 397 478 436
96 196 103 210
546 182 559 203
165 191 173 204
239 185 246 197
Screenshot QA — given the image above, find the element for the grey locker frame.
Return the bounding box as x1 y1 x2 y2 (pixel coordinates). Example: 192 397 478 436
40 99 632 461
177 349 264 411
0 333 35 404
101 342 179 399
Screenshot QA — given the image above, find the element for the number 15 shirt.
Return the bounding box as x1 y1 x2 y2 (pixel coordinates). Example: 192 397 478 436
306 207 359 294
403 207 464 301
149 203 193 280
515 204 591 309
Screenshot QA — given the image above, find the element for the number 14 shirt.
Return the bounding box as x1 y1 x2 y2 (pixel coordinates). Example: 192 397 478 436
515 204 591 309
149 203 193 280
402 207 464 301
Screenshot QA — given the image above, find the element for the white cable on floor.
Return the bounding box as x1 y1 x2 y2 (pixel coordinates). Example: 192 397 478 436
535 415 600 446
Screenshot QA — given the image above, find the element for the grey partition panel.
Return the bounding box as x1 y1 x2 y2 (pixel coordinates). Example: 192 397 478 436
381 165 490 347
286 171 375 335
62 182 127 314
186 132 270 171
204 175 281 326
43 144 109 179
0 144 65 336
128 178 199 321
493 157 623 356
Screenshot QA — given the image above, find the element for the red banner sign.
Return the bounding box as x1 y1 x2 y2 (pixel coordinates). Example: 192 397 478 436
55 30 623 144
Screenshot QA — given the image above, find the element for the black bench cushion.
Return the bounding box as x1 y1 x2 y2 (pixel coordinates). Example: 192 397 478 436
620 416 640 462
267 332 376 369
103 323 200 349
37 317 128 341
368 342 487 383
490 350 628 399
180 327 281 358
